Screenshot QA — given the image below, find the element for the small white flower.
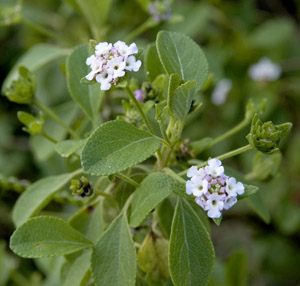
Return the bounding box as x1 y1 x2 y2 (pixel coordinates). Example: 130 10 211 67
207 193 224 218
95 70 113 90
107 56 126 78
95 42 112 56
125 56 142 72
187 166 199 178
248 57 281 82
205 158 224 178
85 56 103 80
186 177 208 197
223 196 237 210
226 177 245 196
195 196 208 211
114 41 138 57
211 78 232 106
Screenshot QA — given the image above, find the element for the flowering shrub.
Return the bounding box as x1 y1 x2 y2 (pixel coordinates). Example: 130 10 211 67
0 0 298 285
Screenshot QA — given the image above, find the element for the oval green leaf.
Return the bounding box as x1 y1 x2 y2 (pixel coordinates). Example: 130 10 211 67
62 250 92 286
91 213 136 286
129 173 174 228
66 44 103 121
82 120 161 176
169 198 215 286
12 170 80 227
10 216 93 258
156 31 208 90
55 139 87 158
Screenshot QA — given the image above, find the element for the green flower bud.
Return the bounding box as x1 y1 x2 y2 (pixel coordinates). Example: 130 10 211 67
70 176 93 198
4 66 36 104
246 114 292 154
137 232 170 282
17 111 44 135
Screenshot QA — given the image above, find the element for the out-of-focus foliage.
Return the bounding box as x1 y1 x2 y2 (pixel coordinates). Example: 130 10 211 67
1 0 300 285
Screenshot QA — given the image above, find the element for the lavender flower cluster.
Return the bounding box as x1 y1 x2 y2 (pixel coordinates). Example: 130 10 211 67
186 159 245 218
85 41 142 90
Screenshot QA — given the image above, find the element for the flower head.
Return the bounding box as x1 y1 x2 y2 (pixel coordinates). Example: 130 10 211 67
85 41 142 90
186 159 244 219
248 57 281 82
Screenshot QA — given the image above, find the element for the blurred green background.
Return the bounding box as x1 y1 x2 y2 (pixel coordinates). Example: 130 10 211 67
0 0 300 285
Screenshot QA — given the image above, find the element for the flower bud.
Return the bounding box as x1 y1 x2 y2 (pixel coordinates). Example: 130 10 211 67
246 114 292 154
70 176 93 198
137 232 170 282
17 111 44 135
4 66 36 104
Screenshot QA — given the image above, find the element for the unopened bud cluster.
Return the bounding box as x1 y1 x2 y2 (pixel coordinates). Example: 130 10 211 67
186 159 244 218
85 41 141 90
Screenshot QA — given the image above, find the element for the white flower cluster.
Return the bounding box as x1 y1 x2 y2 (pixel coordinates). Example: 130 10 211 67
186 159 245 218
248 57 281 82
85 41 142 90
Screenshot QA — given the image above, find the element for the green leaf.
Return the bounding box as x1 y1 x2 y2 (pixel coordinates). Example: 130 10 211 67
75 0 111 38
129 173 174 228
2 44 69 92
12 171 79 227
62 251 91 286
66 44 103 121
157 197 176 239
238 184 258 200
169 80 196 119
225 249 248 286
245 192 270 224
144 43 165 82
69 201 104 243
82 120 161 176
55 139 87 158
169 198 215 286
91 213 136 286
156 31 208 90
10 216 93 258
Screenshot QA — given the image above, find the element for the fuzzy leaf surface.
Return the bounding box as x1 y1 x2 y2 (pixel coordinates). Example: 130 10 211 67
10 216 93 258
169 80 196 119
82 120 160 175
62 250 92 286
156 31 208 90
91 213 136 286
12 171 78 227
129 173 174 227
169 198 214 286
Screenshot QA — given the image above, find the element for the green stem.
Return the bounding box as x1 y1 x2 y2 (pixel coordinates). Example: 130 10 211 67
209 118 249 148
41 132 57 144
125 85 154 134
125 18 157 42
164 167 186 183
33 99 80 139
177 144 253 177
116 173 140 188
21 18 69 45
96 191 114 200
